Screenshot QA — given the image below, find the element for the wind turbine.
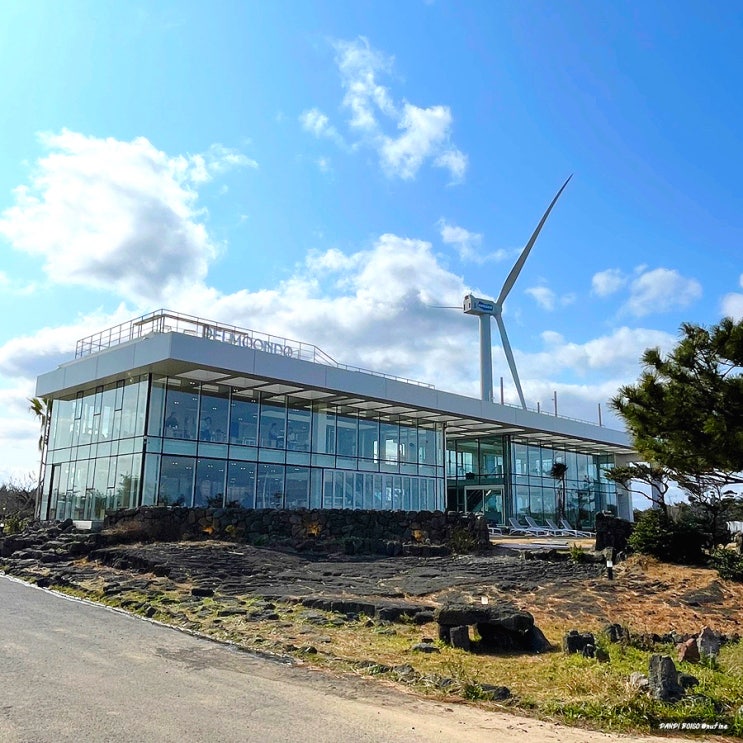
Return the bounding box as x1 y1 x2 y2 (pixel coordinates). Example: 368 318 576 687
464 175 572 407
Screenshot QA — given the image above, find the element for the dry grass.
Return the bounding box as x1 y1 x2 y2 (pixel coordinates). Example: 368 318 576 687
23 550 743 736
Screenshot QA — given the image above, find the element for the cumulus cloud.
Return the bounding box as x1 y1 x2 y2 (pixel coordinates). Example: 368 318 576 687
380 103 466 182
525 286 556 311
0 130 256 303
299 108 345 147
301 37 467 182
721 274 743 320
622 267 702 317
0 304 135 381
438 219 509 263
3 229 675 475
592 268 626 297
525 284 575 311
531 326 675 378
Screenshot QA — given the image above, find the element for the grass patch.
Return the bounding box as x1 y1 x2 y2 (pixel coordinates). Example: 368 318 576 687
14 565 743 736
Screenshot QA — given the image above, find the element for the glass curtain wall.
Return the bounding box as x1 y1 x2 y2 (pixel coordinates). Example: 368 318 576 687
145 377 445 511
446 436 616 527
44 376 148 520
44 374 447 516
510 438 614 528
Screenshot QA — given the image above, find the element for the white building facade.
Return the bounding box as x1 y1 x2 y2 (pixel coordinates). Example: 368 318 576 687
35 311 634 526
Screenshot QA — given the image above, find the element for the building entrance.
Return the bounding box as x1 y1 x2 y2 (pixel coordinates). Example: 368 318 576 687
463 485 504 524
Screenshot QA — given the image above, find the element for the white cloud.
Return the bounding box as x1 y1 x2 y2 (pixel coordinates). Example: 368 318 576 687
525 285 556 311
300 37 467 182
0 304 135 380
530 325 675 378
334 36 396 131
591 268 627 297
721 274 743 320
434 149 468 184
3 229 680 477
525 284 575 311
380 103 463 181
438 219 509 264
0 130 255 303
299 108 344 147
622 267 702 317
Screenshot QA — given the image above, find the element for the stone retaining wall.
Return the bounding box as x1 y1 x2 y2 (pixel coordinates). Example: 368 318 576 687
103 506 490 554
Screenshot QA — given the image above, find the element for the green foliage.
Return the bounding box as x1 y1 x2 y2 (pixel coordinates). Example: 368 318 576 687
28 396 51 452
568 543 587 563
449 526 478 553
628 509 706 565
612 318 743 475
612 319 743 540
3 513 29 534
711 548 743 582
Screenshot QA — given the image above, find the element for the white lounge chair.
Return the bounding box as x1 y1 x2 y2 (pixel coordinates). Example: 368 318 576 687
508 517 550 536
524 516 557 536
545 518 573 536
559 517 594 538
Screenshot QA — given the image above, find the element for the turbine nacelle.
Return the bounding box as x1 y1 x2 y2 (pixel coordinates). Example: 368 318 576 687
463 294 499 317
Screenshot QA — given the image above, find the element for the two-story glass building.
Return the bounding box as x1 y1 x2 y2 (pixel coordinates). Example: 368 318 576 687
35 310 635 526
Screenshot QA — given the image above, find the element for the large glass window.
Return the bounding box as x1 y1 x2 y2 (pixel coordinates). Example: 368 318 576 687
164 379 199 441
148 376 167 437
49 398 75 450
257 464 284 508
285 466 309 508
260 395 286 449
198 384 230 444
229 389 259 445
158 456 195 506
357 412 378 466
312 403 336 455
287 397 312 452
114 453 141 510
379 417 399 470
195 458 226 507
121 377 147 439
227 461 256 509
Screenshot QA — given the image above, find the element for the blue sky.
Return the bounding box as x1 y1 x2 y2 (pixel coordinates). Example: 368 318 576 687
1 0 742 481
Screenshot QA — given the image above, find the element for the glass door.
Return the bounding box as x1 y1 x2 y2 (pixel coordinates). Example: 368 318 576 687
464 485 504 524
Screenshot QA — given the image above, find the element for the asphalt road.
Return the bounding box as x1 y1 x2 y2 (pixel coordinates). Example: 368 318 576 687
0 575 690 743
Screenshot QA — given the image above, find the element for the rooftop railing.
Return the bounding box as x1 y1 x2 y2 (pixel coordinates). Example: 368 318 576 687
74 309 610 427
74 309 435 389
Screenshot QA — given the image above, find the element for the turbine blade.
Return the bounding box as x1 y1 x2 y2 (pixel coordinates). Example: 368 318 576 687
496 174 573 306
496 314 527 409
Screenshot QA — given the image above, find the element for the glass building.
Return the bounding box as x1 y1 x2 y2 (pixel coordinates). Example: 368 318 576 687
36 311 634 525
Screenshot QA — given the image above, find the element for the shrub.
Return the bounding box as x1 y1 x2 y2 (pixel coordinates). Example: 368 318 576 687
568 543 586 563
3 513 30 535
710 548 743 582
449 526 478 554
628 509 706 565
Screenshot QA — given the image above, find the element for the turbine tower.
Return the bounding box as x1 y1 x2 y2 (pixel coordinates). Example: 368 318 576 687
464 175 572 407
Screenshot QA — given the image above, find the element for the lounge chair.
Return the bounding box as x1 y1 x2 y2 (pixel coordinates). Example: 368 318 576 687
525 515 562 536
559 517 594 538
488 525 503 537
508 516 550 536
545 518 574 536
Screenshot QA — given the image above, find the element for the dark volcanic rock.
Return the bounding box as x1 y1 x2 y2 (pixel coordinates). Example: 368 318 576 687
436 602 546 653
648 654 684 702
563 630 595 655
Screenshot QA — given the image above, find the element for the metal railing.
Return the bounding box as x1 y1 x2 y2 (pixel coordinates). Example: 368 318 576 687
75 309 435 389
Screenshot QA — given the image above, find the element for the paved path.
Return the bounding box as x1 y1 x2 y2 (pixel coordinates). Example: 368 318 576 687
0 575 692 743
